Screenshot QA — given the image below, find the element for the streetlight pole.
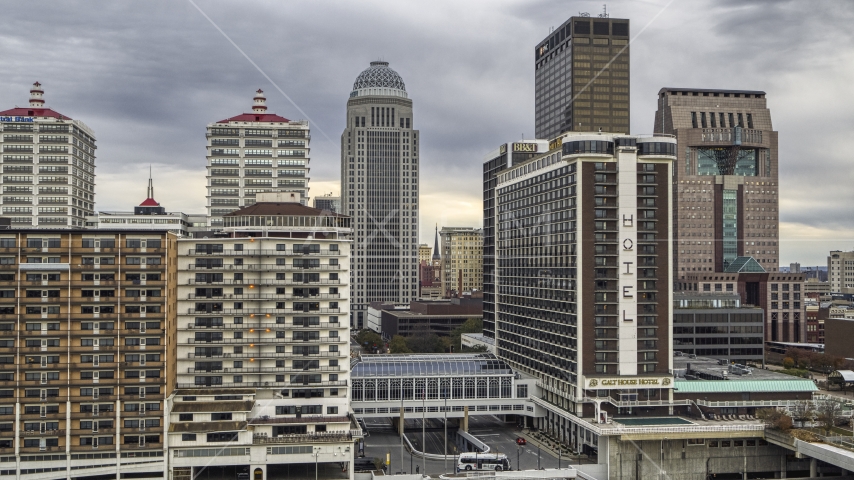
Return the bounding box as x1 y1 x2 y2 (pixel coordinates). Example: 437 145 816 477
444 394 448 474
422 390 426 476
558 448 561 470
517 445 520 472
537 444 541 469
400 391 404 473
315 447 321 480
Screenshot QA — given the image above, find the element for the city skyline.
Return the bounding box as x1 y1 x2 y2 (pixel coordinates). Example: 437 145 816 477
0 1 852 264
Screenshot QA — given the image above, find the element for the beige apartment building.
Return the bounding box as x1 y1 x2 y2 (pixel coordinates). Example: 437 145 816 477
828 250 854 293
439 227 482 297
0 229 177 479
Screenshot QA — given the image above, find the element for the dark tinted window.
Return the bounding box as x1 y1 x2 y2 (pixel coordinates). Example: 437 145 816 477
574 20 590 34
593 22 609 35
612 23 629 36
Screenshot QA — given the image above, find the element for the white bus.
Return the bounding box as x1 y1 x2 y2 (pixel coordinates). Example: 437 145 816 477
457 452 510 471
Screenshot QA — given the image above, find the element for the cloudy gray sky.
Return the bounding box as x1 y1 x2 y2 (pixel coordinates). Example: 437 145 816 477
1 0 852 266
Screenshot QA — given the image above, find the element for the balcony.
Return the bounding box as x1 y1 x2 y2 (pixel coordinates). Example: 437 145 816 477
187 307 341 315
178 380 346 389
187 293 340 300
187 351 346 359
186 322 341 330
186 264 346 272
248 415 349 426
187 366 347 374
252 431 354 445
20 429 65 437
186 279 342 286
182 336 346 345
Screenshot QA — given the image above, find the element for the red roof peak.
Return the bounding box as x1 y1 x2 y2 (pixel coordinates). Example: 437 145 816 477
33 81 41 87
139 198 160 207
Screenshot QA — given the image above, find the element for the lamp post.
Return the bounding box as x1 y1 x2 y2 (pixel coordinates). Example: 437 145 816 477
558 448 562 470
314 447 321 480
517 445 520 472
444 394 448 474
422 389 426 476
400 391 405 473
537 444 541 469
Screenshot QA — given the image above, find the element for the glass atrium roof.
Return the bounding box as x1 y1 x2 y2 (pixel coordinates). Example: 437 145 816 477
351 354 513 378
724 256 766 273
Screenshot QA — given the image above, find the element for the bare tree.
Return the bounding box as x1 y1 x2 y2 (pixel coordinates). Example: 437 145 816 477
816 399 844 435
790 401 815 428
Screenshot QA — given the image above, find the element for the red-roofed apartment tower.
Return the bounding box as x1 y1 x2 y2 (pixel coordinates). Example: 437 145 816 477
0 82 97 228
205 89 310 229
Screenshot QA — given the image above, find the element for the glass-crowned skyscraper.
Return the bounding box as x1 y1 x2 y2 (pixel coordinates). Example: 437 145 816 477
341 61 419 328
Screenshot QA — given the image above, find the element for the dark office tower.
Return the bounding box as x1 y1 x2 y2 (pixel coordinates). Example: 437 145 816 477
342 61 419 329
493 133 676 416
534 16 630 140
654 88 780 278
482 140 547 339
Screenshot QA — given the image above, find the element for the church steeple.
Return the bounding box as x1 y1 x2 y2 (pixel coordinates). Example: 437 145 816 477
146 165 154 200
432 224 441 261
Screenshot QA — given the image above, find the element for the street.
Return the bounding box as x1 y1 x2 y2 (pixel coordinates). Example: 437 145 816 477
361 415 562 475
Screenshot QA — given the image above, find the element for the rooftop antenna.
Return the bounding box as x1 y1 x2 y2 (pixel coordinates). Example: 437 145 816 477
599 4 609 18
579 11 590 17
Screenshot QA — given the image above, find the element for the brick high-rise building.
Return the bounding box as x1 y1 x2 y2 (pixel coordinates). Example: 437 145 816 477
535 16 630 140
0 229 177 478
654 88 780 278
0 82 97 229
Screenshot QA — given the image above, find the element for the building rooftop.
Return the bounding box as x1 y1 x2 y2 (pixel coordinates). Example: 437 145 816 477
224 202 346 218
674 379 817 394
351 353 513 378
674 354 797 382
658 87 766 96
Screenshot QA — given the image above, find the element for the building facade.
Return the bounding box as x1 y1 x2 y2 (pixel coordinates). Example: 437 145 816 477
534 16 630 140
312 194 340 214
439 227 483 297
654 88 780 277
482 140 547 341
828 250 854 293
0 82 97 229
169 198 356 480
341 61 419 329
0 229 177 479
492 132 676 416
206 90 310 229
673 293 764 365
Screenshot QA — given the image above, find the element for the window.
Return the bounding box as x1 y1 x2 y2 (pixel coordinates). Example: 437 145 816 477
179 414 193 421
182 434 197 441
211 412 232 421
327 406 338 415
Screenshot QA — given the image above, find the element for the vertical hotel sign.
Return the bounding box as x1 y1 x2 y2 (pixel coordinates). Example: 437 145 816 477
617 146 638 375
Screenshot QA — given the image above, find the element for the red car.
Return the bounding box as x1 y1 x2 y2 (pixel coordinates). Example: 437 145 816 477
516 437 526 446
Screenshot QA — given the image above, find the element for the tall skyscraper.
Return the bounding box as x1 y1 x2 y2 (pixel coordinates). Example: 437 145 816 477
341 61 419 328
206 89 310 229
534 16 630 140
654 88 779 277
482 140 547 339
491 132 676 416
0 82 97 228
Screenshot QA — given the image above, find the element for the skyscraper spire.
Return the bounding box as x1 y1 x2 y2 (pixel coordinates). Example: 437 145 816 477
432 224 441 261
147 165 154 200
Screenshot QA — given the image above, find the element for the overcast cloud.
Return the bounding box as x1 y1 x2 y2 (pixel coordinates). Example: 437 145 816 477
1 0 852 266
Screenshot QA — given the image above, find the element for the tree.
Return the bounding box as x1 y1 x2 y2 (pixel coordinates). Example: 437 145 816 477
790 401 815 428
389 335 411 354
450 318 484 352
406 333 444 353
816 399 844 435
356 330 383 352
782 357 795 369
757 408 793 431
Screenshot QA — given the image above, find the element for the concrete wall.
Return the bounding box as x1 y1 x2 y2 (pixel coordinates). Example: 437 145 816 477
606 436 800 480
